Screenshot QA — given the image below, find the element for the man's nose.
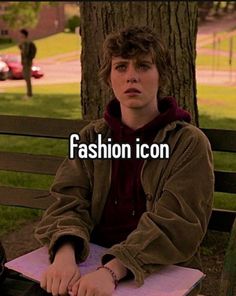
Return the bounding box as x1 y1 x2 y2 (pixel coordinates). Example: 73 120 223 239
126 65 140 83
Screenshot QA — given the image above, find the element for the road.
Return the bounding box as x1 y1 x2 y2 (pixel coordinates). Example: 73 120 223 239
196 69 236 85
1 57 235 90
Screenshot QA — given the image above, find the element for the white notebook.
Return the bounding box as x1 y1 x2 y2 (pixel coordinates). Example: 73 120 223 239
5 243 205 296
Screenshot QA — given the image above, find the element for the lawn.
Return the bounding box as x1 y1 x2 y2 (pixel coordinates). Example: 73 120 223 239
197 84 236 129
203 34 236 52
1 83 81 118
196 53 236 71
0 32 80 59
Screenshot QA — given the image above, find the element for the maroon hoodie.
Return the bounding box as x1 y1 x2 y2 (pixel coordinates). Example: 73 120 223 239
91 97 191 248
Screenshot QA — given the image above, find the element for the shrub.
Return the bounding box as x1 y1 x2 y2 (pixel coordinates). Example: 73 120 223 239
66 15 80 33
0 38 12 44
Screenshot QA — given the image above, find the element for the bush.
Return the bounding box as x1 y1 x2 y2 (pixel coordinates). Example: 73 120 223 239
0 38 12 44
66 15 80 33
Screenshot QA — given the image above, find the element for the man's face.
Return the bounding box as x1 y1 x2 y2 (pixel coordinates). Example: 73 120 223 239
110 54 159 112
19 33 26 42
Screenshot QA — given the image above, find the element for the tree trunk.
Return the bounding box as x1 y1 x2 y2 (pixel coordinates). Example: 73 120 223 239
80 2 199 125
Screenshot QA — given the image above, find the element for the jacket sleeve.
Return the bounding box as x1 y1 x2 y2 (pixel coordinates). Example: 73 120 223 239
35 135 94 263
102 127 214 286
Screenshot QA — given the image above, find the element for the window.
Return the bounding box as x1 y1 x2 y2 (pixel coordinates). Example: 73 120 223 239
1 30 8 36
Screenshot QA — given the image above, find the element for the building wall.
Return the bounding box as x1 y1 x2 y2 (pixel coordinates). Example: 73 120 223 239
0 3 65 41
0 3 9 38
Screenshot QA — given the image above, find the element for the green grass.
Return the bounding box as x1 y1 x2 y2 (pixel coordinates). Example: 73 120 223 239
0 32 80 59
0 207 42 237
204 34 236 52
197 84 236 128
0 83 81 236
197 84 236 211
1 83 81 118
196 53 236 71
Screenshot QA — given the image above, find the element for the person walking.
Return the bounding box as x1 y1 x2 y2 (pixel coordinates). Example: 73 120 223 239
19 29 37 99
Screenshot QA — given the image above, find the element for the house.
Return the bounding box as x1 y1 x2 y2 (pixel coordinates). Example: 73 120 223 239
0 3 65 42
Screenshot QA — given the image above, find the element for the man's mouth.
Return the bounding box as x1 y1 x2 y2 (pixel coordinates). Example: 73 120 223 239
124 88 141 94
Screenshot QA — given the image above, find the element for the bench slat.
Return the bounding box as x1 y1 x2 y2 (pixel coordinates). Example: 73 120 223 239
0 186 54 210
202 129 236 152
215 171 236 194
0 115 89 139
0 152 64 175
1 152 235 195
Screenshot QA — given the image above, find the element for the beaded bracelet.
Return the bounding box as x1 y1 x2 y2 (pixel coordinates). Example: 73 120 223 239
96 265 118 289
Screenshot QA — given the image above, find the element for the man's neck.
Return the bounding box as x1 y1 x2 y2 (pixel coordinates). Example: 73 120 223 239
120 107 160 130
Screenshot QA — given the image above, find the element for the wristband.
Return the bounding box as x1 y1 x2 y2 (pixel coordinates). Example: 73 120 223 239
96 265 118 289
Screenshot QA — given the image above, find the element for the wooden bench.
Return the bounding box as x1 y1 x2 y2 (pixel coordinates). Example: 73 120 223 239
0 114 235 296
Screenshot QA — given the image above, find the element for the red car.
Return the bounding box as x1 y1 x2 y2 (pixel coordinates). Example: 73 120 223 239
0 54 44 79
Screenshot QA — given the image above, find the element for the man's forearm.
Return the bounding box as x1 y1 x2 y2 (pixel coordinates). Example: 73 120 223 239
54 243 76 263
104 258 128 281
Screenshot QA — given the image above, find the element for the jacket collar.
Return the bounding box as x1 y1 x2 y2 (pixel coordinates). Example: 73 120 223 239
93 118 189 143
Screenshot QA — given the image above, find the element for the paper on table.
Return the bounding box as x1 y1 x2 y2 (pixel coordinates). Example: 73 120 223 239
5 243 106 282
5 243 205 296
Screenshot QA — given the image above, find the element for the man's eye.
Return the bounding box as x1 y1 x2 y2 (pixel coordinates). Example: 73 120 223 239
115 64 126 71
139 64 150 70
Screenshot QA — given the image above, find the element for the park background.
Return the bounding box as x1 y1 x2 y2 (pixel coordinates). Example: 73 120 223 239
0 2 235 296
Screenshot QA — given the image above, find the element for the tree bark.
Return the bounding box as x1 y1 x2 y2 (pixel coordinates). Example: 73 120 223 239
80 1 199 125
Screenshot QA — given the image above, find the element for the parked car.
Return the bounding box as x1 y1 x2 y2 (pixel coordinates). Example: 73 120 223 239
0 58 9 81
0 54 44 79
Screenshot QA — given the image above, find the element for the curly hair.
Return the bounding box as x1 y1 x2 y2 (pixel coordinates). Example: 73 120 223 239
99 26 171 97
20 29 29 37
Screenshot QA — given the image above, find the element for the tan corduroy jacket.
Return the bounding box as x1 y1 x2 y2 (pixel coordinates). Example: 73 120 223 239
35 119 214 286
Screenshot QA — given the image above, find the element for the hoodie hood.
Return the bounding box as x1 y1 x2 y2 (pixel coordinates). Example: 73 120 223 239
104 97 191 139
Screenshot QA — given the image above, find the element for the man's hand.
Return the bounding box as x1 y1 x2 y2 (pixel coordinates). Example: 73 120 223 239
40 243 81 296
70 268 116 296
70 258 128 296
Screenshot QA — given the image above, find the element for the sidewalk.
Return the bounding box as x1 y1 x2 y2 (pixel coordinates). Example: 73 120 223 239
197 48 236 58
1 59 235 89
196 69 236 85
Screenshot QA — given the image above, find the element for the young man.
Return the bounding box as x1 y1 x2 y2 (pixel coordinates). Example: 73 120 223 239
19 29 36 99
35 26 214 296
